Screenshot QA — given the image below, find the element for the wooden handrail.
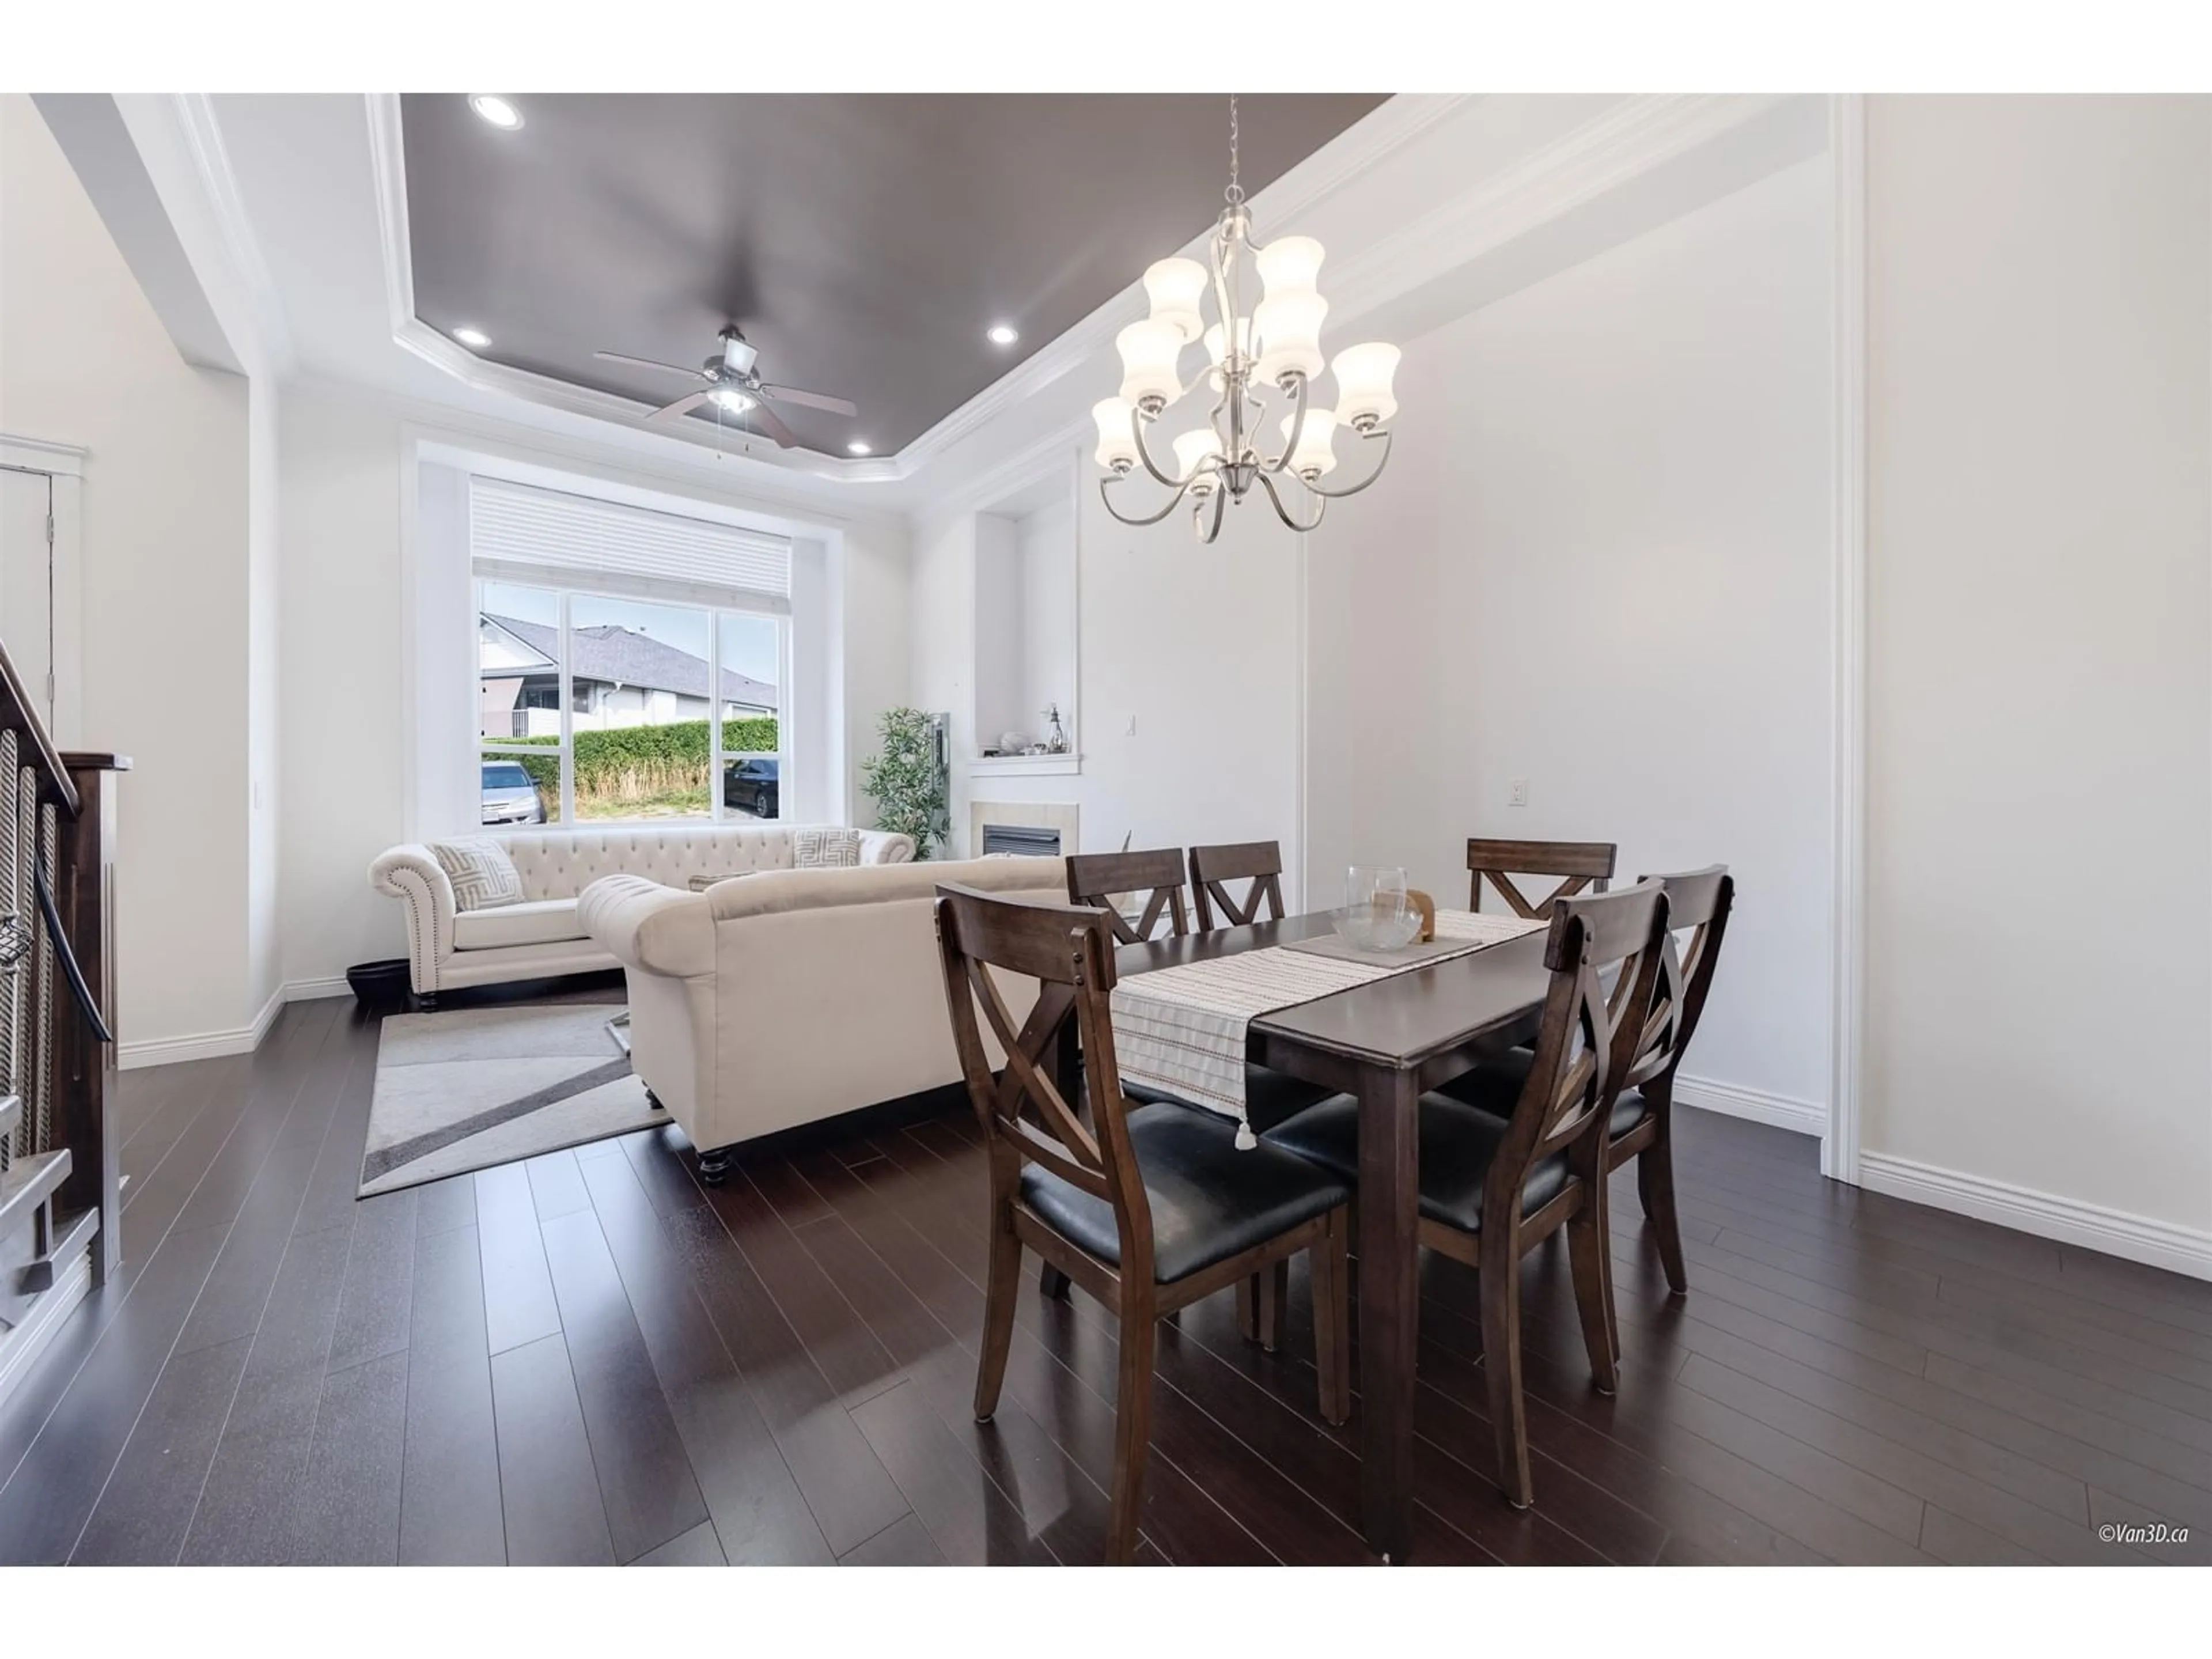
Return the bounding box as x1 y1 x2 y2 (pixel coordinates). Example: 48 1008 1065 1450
0 635 78 819
0 629 127 1409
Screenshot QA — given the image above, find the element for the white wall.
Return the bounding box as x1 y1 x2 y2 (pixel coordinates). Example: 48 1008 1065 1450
1864 96 2212 1243
0 94 263 1053
914 459 1306 891
971 513 1025 747
275 383 911 991
1306 156 1838 1112
1018 498 1076 736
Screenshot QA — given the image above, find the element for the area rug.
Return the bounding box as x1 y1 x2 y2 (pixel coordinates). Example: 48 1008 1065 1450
358 1003 664 1197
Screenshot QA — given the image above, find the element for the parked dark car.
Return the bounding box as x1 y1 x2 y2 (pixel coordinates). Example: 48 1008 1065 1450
481 759 548 825
723 757 778 818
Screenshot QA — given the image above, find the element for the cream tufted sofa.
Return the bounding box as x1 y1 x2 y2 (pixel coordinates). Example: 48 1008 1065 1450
578 855 1065 1170
369 823 915 1002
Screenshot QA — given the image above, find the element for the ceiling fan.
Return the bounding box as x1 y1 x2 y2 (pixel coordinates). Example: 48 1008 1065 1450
593 325 857 449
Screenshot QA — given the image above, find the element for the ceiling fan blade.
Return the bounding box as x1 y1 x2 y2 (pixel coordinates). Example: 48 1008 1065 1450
596 350 710 380
757 383 858 418
646 390 713 424
748 400 801 449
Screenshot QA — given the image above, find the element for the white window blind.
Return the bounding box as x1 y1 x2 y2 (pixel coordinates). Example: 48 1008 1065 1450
469 477 792 611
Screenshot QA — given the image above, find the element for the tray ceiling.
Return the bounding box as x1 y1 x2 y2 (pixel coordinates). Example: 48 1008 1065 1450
399 94 1388 459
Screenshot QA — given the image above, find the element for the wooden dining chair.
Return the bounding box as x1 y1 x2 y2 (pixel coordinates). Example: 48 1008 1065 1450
934 882 1353 1563
1443 865 1734 1336
1187 840 1287 930
1265 879 1672 1509
1066 847 1191 944
1467 838 1618 918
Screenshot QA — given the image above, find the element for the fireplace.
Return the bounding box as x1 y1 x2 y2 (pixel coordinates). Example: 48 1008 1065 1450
981 823 1061 857
967 800 1078 862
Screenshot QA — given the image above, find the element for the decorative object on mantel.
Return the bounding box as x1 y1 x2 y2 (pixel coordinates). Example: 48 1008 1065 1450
861 706 951 859
1092 93 1401 543
1043 703 1069 753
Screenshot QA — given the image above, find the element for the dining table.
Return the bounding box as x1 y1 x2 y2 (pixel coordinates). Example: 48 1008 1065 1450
1113 907 1557 1563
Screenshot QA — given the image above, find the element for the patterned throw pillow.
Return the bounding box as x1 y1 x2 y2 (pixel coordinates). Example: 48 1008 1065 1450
791 828 863 869
431 838 524 910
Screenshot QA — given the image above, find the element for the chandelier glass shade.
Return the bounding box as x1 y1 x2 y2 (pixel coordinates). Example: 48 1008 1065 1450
1094 102 1399 543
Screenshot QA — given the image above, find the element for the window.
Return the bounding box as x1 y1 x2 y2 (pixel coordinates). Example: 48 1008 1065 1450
469 479 793 828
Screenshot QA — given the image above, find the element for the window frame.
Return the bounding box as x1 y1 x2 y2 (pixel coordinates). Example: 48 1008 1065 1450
475 576 790 831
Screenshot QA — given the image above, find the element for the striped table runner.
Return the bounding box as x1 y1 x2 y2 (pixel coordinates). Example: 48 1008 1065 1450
1110 909 1543 1146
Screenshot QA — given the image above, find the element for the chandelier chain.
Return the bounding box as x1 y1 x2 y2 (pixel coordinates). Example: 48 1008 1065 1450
1225 94 1243 207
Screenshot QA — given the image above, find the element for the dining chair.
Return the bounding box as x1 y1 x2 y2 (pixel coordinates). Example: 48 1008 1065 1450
1443 866 1733 1332
1467 838 1618 918
1185 838 1341 1344
1187 840 1288 930
1066 847 1191 944
1264 879 1672 1509
934 882 1353 1563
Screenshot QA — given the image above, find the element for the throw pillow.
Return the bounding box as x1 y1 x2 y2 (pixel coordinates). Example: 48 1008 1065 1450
432 837 524 910
792 827 863 869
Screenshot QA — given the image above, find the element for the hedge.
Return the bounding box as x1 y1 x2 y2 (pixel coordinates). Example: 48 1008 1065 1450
496 717 778 806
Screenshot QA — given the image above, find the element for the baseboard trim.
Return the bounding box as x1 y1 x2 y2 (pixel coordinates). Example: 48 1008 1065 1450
1672 1075 1825 1138
0 1242 94 1416
284 975 354 1002
117 984 286 1071
1859 1152 2212 1283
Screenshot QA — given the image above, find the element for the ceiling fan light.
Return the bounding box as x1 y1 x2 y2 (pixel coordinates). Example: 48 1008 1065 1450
1092 399 1141 472
1255 291 1328 383
1116 319 1184 408
1172 428 1226 490
1279 407 1340 478
1255 235 1325 301
711 387 756 414
1331 342 1401 428
1142 257 1209 346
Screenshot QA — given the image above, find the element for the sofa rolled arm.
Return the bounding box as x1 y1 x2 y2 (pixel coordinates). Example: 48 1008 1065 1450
578 875 716 979
369 843 456 994
857 830 916 865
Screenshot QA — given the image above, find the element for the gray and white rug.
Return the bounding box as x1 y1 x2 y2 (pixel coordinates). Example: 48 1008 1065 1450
359 1003 664 1197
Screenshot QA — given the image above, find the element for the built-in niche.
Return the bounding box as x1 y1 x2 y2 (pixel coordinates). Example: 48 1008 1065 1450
970 460 1078 775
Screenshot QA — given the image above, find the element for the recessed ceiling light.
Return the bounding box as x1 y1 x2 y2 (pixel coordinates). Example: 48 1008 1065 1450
986 324 1019 346
452 325 491 350
846 440 873 456
468 94 524 130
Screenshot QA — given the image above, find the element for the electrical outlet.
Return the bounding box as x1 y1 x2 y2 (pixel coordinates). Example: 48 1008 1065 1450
1509 778 1529 808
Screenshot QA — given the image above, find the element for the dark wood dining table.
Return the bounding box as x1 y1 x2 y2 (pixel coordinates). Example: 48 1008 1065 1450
1115 908 1555 1563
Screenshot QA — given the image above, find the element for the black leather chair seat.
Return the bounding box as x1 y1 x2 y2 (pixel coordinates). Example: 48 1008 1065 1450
1264 1091 1573 1235
1020 1101 1351 1284
1436 1046 1648 1137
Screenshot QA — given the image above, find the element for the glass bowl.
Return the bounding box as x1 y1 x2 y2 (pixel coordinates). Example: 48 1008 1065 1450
1332 904 1423 951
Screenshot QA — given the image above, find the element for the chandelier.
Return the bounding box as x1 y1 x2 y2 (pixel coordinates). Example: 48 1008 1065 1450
1093 96 1400 543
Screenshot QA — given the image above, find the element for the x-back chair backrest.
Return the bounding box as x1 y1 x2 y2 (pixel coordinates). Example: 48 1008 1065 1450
1483 880 1670 1222
934 882 1156 1275
1467 838 1619 919
1187 841 1286 931
1621 865 1735 1096
1066 848 1191 945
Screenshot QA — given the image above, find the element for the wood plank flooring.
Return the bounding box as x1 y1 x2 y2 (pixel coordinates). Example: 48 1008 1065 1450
2 996 2208 1565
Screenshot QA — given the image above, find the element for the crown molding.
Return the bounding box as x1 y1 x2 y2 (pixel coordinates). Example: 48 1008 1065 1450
171 93 295 379
363 94 899 487
1321 94 1794 328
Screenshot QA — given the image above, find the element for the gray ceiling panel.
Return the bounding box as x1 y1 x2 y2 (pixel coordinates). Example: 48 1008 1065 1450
400 93 1388 456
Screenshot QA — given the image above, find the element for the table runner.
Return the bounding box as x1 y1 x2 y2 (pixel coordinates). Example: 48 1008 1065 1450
1111 909 1543 1146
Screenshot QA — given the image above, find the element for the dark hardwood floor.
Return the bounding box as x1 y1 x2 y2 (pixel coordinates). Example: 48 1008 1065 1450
2 995 2208 1565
